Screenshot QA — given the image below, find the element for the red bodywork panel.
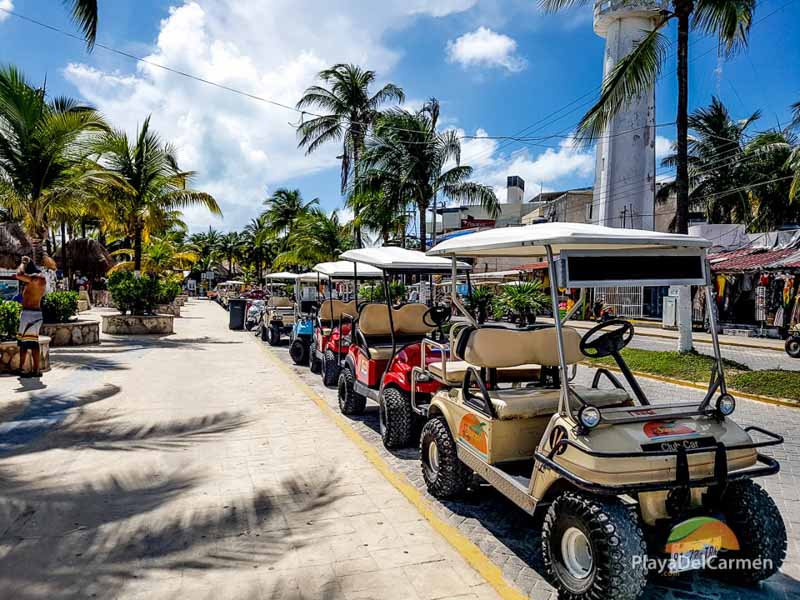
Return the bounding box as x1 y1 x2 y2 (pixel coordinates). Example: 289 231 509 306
347 341 446 394
315 323 352 354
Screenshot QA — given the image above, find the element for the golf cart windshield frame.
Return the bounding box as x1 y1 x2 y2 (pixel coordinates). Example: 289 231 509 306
445 243 727 424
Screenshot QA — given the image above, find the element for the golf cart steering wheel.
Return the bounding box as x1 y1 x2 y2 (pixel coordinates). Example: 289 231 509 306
580 319 634 358
423 305 452 328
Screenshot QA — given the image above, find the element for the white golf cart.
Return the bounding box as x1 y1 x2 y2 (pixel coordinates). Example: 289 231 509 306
419 223 786 599
261 272 297 346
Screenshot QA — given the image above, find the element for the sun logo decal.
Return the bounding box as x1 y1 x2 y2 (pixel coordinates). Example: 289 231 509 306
458 413 488 456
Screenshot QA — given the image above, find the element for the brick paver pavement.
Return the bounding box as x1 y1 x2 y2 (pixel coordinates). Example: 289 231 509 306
0 301 501 600
271 326 800 600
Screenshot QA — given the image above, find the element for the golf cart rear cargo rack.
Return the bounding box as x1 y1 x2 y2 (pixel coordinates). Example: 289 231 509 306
534 426 782 495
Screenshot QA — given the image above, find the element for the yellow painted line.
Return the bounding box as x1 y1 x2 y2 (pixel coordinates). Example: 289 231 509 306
258 342 527 600
586 362 800 410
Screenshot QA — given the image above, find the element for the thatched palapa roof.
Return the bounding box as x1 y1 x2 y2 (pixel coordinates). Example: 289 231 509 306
0 223 33 269
55 238 114 276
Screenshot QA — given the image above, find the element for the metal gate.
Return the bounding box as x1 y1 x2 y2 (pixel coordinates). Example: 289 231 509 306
593 286 644 318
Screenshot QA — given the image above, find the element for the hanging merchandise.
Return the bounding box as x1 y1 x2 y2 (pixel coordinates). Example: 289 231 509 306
774 306 785 328
755 286 767 322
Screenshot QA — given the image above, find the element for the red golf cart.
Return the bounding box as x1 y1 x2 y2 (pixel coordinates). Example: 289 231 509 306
336 247 471 448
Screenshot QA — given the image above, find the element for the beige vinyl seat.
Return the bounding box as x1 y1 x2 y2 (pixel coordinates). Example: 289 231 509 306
357 303 432 360
268 296 293 308
317 300 357 337
460 327 632 420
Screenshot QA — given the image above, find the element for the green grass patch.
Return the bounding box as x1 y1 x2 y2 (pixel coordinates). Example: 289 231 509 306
586 349 749 382
728 371 800 402
586 348 800 402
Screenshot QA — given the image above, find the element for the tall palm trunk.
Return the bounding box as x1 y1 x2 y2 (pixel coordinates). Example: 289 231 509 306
133 222 144 272
675 4 692 235
418 198 428 251
61 221 70 284
352 140 363 249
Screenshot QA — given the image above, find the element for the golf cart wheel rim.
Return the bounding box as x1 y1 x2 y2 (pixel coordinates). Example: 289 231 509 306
428 441 440 473
789 340 800 353
560 527 593 580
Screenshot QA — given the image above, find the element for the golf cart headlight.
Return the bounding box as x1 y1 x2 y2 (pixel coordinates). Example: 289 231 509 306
578 405 601 429
716 394 736 416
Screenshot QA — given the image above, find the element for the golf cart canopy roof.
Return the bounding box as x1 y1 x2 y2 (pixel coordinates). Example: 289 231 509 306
427 223 711 258
312 261 383 279
265 272 298 281
295 272 319 283
340 247 471 274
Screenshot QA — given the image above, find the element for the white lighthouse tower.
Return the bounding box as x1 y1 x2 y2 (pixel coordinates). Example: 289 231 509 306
591 0 663 230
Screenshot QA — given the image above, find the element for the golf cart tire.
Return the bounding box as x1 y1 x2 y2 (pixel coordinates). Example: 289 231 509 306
380 387 414 449
323 349 339 387
267 325 281 346
290 339 309 365
711 479 786 584
338 367 366 415
260 324 268 342
310 352 322 374
542 491 647 600
420 416 469 499
786 337 800 358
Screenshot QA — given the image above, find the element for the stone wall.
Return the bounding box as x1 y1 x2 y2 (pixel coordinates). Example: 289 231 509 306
102 314 174 335
156 303 181 317
0 338 51 373
41 320 100 347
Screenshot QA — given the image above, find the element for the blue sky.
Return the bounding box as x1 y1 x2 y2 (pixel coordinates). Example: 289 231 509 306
1 0 798 232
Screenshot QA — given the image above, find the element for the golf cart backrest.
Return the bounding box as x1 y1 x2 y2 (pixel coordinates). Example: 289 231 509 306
268 297 293 308
462 327 583 368
318 299 356 323
358 303 431 337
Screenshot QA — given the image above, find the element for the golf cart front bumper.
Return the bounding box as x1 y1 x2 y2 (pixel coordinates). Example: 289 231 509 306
534 426 782 496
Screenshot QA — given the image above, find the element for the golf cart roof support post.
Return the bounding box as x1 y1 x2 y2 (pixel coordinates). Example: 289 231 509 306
561 287 587 325
450 256 479 327
700 282 728 410
545 245 574 419
382 272 397 382
354 262 359 307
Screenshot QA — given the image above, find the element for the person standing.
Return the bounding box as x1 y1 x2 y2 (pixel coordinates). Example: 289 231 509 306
15 257 47 377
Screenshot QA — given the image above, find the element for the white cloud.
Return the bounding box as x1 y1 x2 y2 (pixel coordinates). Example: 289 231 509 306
446 27 526 72
453 130 595 203
63 0 477 231
655 135 673 159
0 1 13 21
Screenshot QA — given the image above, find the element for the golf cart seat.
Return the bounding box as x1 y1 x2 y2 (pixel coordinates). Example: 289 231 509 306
268 296 293 308
461 327 632 421
357 303 433 360
318 299 357 324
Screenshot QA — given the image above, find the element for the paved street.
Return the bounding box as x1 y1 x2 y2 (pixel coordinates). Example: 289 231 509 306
0 301 501 600
2 301 798 600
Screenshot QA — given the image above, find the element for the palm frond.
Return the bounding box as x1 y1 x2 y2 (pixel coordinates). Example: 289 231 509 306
65 0 99 49
694 0 755 56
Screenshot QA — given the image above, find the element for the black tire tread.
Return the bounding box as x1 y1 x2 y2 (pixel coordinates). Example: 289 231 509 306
542 491 648 600
323 349 339 386
380 387 414 449
420 416 468 499
338 367 366 415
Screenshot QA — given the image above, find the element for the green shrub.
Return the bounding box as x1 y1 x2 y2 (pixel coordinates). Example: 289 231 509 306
0 300 21 340
108 271 166 315
156 280 182 305
41 291 80 324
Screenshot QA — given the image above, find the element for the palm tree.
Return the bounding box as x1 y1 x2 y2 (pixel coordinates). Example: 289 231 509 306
274 209 353 268
110 237 199 277
353 187 409 245
658 97 759 225
262 188 318 238
744 129 800 230
359 98 498 250
91 116 221 271
66 0 99 50
0 65 110 261
242 215 273 282
216 231 242 275
541 0 756 235
296 64 405 247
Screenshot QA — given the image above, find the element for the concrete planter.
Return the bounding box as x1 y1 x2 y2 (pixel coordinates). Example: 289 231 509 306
156 303 181 317
0 337 51 373
175 295 188 307
102 314 174 335
41 320 100 347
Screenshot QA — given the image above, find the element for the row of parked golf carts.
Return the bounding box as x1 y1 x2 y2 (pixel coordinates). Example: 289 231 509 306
256 223 787 600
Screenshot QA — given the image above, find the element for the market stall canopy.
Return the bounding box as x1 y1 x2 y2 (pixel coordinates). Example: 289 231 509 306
265 272 298 281
427 223 711 258
340 247 471 274
55 238 114 275
312 260 383 279
0 223 33 269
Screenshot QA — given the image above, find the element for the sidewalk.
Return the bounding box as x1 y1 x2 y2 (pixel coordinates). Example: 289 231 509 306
543 317 786 351
0 301 500 600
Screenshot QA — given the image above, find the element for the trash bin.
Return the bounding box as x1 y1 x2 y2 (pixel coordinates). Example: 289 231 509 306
228 298 247 330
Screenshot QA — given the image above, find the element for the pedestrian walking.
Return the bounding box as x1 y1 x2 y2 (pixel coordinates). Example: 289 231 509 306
14 256 46 378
